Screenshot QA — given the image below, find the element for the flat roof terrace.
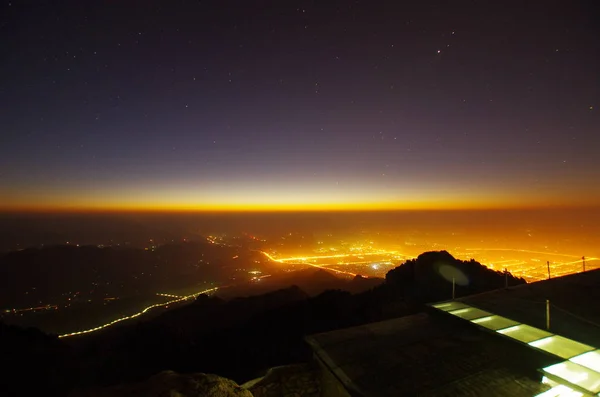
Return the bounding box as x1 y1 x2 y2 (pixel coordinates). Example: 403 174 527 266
457 269 600 348
306 311 557 396
432 269 600 396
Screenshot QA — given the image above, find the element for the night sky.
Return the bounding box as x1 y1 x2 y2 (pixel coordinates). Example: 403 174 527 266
1 1 599 211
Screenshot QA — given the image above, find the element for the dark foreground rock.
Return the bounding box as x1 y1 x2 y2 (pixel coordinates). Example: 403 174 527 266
71 370 253 397
243 364 320 397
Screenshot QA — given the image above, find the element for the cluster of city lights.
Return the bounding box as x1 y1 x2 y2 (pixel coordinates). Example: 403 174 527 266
260 244 599 282
15 241 597 341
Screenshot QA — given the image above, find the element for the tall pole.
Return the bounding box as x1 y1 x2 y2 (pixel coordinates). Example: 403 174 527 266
546 300 551 330
452 277 456 300
547 261 551 279
504 268 508 289
583 256 586 272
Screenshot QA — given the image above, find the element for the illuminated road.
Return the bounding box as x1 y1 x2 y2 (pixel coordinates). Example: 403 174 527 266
260 251 361 276
58 286 219 338
259 249 416 276
156 293 184 299
264 250 413 263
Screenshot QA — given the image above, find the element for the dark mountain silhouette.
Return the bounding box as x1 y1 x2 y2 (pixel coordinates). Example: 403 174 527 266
386 250 525 302
0 251 526 396
348 274 385 293
0 321 72 397
153 285 310 333
215 268 384 299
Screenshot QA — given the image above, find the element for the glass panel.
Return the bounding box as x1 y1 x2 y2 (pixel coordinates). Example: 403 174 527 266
448 307 491 320
534 384 583 397
543 361 600 395
529 336 595 359
431 301 470 312
471 315 520 331
570 350 600 373
541 375 560 387
496 324 553 343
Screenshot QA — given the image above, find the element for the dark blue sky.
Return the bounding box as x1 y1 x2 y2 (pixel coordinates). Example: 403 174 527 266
1 0 599 211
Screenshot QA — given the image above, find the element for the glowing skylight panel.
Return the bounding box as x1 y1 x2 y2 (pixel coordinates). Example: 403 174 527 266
534 384 583 397
448 307 491 320
542 361 600 395
430 298 600 395
431 301 470 312
570 350 600 374
496 324 552 343
529 336 595 359
471 315 519 331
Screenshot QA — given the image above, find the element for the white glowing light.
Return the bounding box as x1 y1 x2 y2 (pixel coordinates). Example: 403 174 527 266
470 315 519 331
448 307 491 320
496 324 552 343
543 361 600 395
530 336 595 359
534 384 583 397
570 350 600 373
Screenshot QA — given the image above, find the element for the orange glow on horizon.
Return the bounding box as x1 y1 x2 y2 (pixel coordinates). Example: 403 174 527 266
1 200 590 213
3 176 599 213
3 182 599 213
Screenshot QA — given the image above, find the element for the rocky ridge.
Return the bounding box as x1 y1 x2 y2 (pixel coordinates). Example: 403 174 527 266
71 370 253 397
243 364 320 397
71 364 321 397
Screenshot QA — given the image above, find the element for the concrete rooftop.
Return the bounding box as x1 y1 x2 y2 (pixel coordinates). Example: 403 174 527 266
306 312 557 396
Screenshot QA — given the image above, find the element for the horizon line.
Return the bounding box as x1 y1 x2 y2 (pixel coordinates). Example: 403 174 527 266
1 204 598 215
